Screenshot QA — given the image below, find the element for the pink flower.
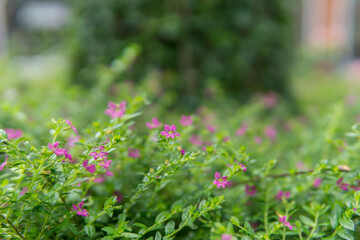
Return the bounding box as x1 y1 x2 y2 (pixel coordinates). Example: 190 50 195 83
94 176 106 183
161 124 181 139
313 178 322 187
279 216 293 230
72 201 89 217
180 115 193 126
82 160 96 173
4 129 22 140
296 161 306 170
102 137 111 144
213 172 231 188
254 136 262 144
262 92 278 109
99 157 112 169
207 125 216 133
114 191 123 203
245 185 257 196
89 146 109 160
236 124 248 137
48 142 72 160
146 118 162 129
128 148 140 158
238 163 247 171
105 101 127 119
180 149 185 155
0 156 7 170
189 135 202 146
351 185 360 191
265 126 277 140
19 187 29 196
65 120 78 133
275 191 290 201
106 169 114 177
337 177 349 191
223 136 230 142
67 135 80 148
221 234 233 240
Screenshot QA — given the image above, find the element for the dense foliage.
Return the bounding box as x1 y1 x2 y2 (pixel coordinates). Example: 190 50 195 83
2 53 360 239
69 0 294 106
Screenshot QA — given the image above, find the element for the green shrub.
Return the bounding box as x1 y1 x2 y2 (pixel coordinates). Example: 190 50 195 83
69 0 294 105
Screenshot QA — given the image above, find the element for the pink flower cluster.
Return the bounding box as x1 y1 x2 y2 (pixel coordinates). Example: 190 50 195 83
4 129 22 140
337 177 349 190
0 156 8 170
105 101 127 119
245 185 257 196
279 216 293 230
275 191 290 201
48 142 72 160
236 124 247 137
72 201 89 217
82 160 96 173
128 148 140 158
180 115 193 126
84 145 113 176
161 124 181 139
65 120 78 133
336 177 360 191
238 163 247 171
264 125 277 140
146 118 162 129
89 146 109 160
221 234 233 240
213 172 231 188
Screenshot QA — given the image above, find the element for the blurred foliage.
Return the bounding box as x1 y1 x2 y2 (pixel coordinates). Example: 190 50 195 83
68 0 295 108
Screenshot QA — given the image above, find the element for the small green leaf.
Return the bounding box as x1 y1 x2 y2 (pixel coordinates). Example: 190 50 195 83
120 232 140 238
339 218 355 231
134 223 147 229
165 221 175 234
85 225 96 237
104 196 117 209
106 209 113 218
155 212 167 223
102 226 115 235
337 227 354 240
244 221 254 235
155 231 162 240
299 215 315 227
229 216 240 227
0 129 8 139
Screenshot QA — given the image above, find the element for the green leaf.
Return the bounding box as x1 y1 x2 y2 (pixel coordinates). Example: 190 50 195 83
165 221 175 234
244 221 254 235
187 219 197 230
104 196 117 209
299 215 315 227
0 129 8 139
102 227 115 235
339 218 355 231
229 216 240 227
106 209 113 218
337 227 354 240
155 212 167 223
120 232 140 238
85 225 96 237
134 223 148 229
155 231 162 240
101 237 114 240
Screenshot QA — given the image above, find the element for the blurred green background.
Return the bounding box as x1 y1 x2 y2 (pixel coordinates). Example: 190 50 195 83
1 0 360 120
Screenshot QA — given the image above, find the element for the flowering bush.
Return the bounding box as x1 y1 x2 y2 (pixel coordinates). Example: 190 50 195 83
1 91 360 240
